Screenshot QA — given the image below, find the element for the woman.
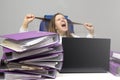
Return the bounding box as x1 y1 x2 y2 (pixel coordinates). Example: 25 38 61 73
20 13 94 43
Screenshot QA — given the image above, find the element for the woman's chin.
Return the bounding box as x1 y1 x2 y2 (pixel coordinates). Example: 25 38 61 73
62 28 68 31
62 29 68 32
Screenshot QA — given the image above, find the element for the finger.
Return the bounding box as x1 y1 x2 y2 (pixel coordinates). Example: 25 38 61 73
26 14 35 19
85 23 93 27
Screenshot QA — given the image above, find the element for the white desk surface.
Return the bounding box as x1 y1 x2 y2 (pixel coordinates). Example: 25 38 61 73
47 72 120 80
4 72 120 80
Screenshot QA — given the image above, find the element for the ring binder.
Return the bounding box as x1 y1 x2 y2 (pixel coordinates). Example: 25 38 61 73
0 31 63 79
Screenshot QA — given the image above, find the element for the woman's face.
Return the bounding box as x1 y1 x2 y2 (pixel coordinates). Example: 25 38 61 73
55 14 68 33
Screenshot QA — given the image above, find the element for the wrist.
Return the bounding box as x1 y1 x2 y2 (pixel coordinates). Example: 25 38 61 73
89 29 94 36
22 21 29 29
89 32 94 36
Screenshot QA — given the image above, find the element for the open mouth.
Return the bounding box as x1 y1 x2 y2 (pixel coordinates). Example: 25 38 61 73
61 24 66 27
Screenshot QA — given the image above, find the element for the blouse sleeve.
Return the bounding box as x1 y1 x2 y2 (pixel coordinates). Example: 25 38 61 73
86 33 94 38
19 26 28 33
71 33 94 38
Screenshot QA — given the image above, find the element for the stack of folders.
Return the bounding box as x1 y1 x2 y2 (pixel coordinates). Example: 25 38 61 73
109 51 120 76
0 31 63 79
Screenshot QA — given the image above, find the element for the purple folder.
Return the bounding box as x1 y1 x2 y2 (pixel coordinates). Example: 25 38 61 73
5 70 57 80
8 51 63 62
3 47 14 53
109 61 120 76
4 68 57 79
0 62 58 79
0 31 62 79
1 47 14 60
110 51 120 61
0 31 60 52
0 31 56 40
23 52 63 62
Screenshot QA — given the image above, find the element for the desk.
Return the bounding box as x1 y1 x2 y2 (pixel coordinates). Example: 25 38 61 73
3 72 120 80
47 72 119 80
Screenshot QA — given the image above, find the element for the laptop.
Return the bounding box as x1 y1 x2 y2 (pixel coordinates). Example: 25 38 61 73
60 38 111 73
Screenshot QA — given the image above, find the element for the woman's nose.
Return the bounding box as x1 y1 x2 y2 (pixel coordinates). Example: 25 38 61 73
61 19 65 22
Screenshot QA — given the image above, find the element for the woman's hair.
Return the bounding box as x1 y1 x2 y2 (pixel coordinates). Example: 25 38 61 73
48 13 73 37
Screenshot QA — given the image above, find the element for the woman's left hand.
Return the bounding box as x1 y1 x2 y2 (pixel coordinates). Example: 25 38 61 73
83 23 94 35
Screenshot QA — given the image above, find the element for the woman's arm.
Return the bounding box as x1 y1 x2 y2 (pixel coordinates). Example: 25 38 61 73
19 14 35 32
83 23 94 38
71 23 94 38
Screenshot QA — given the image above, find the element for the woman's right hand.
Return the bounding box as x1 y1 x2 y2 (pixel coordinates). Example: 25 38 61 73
22 14 35 29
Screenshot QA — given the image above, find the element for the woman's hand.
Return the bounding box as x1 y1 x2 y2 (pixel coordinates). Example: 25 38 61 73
83 23 94 35
22 14 35 29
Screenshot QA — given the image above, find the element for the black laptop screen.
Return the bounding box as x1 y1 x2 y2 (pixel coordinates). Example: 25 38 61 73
60 38 111 73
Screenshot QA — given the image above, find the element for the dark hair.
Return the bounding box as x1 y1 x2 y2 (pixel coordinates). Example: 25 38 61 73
48 13 73 37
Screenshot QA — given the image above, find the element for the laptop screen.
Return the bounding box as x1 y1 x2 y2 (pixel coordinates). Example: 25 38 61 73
60 38 111 73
